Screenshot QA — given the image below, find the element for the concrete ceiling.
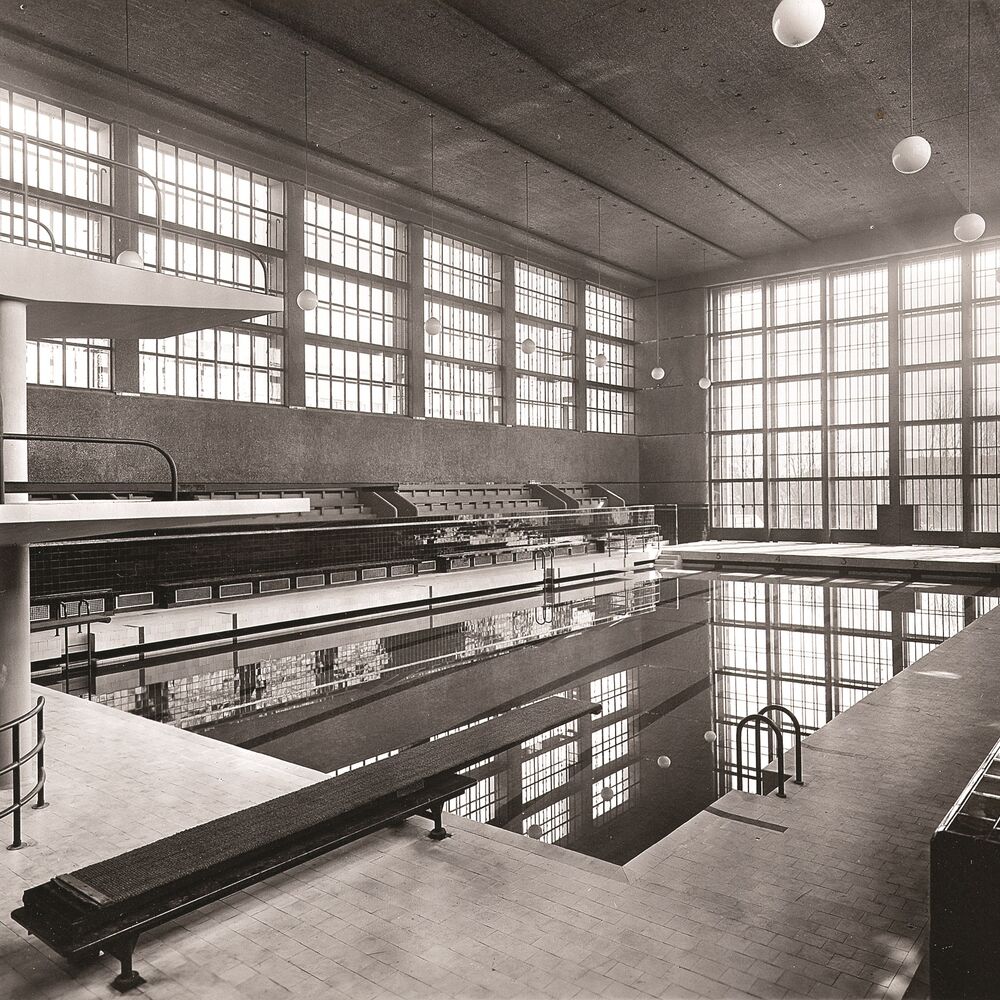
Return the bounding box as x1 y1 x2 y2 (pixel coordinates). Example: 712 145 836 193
2 0 999 282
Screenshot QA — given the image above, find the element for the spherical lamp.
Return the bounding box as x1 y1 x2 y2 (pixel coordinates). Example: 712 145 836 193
892 135 932 174
520 337 537 355
594 353 608 370
115 249 144 268
772 0 826 47
704 730 718 744
954 212 986 243
600 786 614 802
296 288 318 311
424 314 443 337
651 365 666 381
698 376 712 390
656 755 671 769
526 824 543 840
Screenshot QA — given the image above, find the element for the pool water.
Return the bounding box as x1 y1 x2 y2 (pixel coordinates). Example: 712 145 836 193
79 570 1000 865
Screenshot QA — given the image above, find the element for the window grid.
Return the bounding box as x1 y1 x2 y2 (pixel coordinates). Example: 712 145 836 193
139 327 282 404
137 134 283 250
899 252 964 532
973 247 1000 531
423 231 502 423
27 338 111 390
305 342 407 415
2 88 115 387
515 316 575 430
305 191 406 281
585 283 635 434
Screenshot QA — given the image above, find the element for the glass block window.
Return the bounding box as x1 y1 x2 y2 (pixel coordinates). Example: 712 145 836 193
26 338 111 390
585 284 635 434
305 343 406 415
139 327 282 404
514 261 576 430
424 231 502 423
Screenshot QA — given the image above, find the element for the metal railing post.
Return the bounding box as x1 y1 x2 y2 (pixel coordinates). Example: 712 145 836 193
735 713 787 798
8 724 21 850
33 702 46 810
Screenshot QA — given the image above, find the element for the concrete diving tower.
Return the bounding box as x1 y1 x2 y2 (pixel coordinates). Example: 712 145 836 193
0 242 309 774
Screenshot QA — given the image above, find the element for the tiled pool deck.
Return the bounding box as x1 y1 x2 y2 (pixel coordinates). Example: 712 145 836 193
3 606 1000 999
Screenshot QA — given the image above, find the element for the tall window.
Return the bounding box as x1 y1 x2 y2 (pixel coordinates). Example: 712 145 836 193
899 253 963 531
424 231 502 422
972 247 1000 531
136 136 285 403
828 265 889 530
2 88 113 390
710 282 764 528
585 284 635 433
303 193 408 415
710 251 996 537
515 262 575 429
768 275 822 529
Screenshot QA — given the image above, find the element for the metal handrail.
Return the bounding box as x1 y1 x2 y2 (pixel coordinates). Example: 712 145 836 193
0 433 178 504
758 704 804 786
0 125 274 294
0 201 56 250
735 712 787 798
0 696 47 850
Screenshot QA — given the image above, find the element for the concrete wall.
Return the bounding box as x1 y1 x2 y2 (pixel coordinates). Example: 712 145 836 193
635 287 709 506
26 386 639 493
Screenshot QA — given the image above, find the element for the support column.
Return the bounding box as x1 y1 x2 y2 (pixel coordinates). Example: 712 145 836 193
0 299 31 785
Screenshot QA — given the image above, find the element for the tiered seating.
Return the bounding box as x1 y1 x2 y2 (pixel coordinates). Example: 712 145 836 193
397 483 545 517
192 486 374 522
552 484 609 510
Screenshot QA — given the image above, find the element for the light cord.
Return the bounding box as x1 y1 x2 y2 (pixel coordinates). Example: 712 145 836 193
654 225 660 366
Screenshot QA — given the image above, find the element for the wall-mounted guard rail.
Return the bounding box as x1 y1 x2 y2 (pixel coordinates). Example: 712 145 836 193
1 696 47 850
0 389 179 503
735 705 804 798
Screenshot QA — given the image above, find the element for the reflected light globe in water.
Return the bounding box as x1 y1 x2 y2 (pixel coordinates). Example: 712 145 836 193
527 824 543 840
704 731 718 744
656 755 672 769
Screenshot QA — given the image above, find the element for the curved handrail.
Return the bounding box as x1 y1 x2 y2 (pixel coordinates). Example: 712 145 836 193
735 713 787 798
758 704 804 785
0 696 44 734
1 696 47 849
0 427 178 503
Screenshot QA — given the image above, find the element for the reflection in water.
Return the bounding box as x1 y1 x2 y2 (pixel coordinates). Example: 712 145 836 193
89 570 1000 863
95 578 660 728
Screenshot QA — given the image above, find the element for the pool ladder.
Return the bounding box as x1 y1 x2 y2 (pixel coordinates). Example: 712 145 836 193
735 705 804 798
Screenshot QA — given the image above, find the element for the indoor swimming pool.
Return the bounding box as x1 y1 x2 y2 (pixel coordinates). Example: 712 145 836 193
47 570 1000 865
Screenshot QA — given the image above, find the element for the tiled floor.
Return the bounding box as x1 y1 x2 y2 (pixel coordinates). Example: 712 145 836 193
661 540 1000 576
4 607 1000 998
